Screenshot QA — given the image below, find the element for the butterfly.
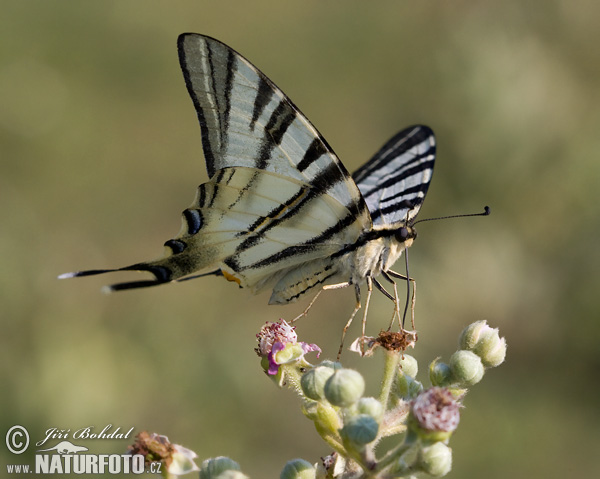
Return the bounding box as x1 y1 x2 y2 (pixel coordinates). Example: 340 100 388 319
61 34 436 346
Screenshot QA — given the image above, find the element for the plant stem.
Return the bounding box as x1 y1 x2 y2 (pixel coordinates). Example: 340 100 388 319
379 350 401 409
374 436 415 472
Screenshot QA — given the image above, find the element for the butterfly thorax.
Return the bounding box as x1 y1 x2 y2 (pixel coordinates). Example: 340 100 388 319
346 224 416 283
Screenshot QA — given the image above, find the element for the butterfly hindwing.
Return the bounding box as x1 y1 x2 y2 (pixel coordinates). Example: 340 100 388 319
353 125 435 226
177 166 366 291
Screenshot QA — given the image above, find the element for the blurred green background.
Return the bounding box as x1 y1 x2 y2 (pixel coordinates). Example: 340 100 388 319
1 1 599 478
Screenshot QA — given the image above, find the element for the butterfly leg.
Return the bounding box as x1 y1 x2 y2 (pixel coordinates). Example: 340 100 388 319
323 281 352 291
336 283 361 360
386 270 417 330
286 271 353 322
380 271 402 331
409 278 416 330
373 276 399 331
372 277 395 302
291 290 323 323
360 276 374 355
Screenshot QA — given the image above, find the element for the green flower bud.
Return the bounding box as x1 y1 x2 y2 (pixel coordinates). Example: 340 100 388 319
213 472 248 479
200 457 242 479
429 358 453 387
449 350 484 386
280 459 316 479
478 335 506 368
324 369 365 407
459 320 506 368
301 399 319 420
169 445 200 476
319 360 343 370
459 320 487 350
315 402 342 436
301 366 336 400
356 397 384 423
396 374 424 399
341 414 379 445
416 442 452 477
399 354 418 378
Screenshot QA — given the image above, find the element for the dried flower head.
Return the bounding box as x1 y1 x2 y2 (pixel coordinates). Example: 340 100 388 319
350 330 418 357
411 387 460 436
127 431 199 476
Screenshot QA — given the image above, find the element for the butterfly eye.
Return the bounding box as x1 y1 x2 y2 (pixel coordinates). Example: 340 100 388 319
398 227 409 240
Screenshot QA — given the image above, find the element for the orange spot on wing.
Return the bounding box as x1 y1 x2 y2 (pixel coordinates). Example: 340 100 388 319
222 270 241 285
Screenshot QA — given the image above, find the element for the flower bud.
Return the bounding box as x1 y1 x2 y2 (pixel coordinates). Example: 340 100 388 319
356 397 384 423
459 320 506 368
301 399 318 420
396 374 424 399
341 414 379 445
319 360 343 370
478 335 506 368
399 354 418 378
212 472 248 479
458 320 487 350
280 459 316 479
429 358 453 387
200 457 242 479
449 350 484 386
416 442 452 477
315 402 343 435
301 366 336 401
324 369 365 407
169 445 200 476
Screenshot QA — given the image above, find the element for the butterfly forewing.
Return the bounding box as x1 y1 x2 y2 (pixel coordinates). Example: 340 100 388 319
178 34 367 219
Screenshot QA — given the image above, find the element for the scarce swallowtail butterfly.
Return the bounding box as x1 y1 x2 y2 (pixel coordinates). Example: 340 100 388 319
61 34 436 342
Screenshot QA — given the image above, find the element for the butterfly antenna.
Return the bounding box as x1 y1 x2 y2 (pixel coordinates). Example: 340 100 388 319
412 205 490 225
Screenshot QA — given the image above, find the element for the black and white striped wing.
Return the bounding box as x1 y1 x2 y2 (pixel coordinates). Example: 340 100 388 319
62 34 372 293
352 125 435 226
178 33 366 212
172 33 372 288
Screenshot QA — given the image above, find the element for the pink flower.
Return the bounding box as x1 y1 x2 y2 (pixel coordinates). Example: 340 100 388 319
256 320 321 375
411 387 460 434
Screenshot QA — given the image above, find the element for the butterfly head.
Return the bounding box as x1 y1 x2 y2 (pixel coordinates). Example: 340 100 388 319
395 224 417 246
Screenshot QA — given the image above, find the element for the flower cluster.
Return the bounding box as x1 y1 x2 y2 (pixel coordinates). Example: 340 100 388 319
187 320 506 479
429 320 506 391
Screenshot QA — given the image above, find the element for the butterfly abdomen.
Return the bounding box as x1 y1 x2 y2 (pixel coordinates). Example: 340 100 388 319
267 229 414 305
268 258 341 304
